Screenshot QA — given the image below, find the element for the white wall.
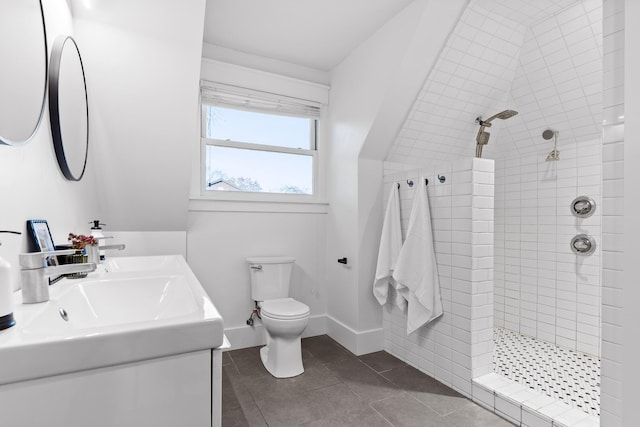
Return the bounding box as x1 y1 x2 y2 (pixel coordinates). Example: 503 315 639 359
190 58 331 350
187 204 327 349
601 0 625 425
494 139 602 356
326 0 467 354
0 0 100 291
327 1 434 333
71 0 206 232
493 1 602 159
105 231 187 259
201 43 330 86
491 1 603 357
622 1 640 424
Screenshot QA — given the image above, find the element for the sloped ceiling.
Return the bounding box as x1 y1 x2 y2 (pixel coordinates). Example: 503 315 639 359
203 0 413 71
385 0 601 165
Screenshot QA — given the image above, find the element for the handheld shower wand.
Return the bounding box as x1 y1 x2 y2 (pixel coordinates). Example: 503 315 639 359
475 109 518 158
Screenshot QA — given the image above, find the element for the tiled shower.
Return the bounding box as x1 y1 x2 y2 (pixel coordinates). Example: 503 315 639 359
381 0 609 425
494 140 602 357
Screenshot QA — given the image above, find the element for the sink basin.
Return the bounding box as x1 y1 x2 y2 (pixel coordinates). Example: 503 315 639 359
0 255 224 385
23 275 200 334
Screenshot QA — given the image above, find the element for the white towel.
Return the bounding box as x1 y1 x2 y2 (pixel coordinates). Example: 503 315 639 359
373 183 406 308
392 179 443 334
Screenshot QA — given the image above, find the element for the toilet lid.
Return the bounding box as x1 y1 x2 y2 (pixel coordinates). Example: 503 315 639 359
261 298 310 320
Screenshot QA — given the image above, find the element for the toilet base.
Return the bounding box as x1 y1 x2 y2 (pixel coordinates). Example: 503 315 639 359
260 337 304 378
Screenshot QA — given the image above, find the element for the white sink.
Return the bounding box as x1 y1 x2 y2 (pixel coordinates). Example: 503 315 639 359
0 255 224 385
23 275 201 334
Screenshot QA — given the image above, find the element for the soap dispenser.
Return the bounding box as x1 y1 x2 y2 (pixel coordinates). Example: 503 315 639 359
0 241 16 330
89 220 106 260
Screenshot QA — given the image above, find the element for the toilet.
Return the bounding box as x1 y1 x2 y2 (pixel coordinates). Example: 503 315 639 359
247 256 310 378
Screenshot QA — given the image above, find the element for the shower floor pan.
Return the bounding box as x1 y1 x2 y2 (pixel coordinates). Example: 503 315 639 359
472 328 600 427
493 328 600 416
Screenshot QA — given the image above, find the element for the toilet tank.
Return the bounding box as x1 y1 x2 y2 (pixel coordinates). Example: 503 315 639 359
246 256 295 302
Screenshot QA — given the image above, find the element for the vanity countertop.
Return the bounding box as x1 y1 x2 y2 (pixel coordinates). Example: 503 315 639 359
0 255 224 385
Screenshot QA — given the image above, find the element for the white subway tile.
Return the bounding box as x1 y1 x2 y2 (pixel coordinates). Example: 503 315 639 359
522 407 553 427
495 395 522 422
554 408 590 426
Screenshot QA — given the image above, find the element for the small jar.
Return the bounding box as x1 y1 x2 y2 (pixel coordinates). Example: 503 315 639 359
67 252 88 279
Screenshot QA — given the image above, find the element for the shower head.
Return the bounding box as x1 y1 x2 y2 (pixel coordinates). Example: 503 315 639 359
490 109 518 121
477 109 518 127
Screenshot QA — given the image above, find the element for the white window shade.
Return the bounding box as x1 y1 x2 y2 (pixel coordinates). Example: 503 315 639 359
200 80 321 119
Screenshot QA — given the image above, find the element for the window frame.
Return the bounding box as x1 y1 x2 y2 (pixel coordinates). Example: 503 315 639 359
199 103 319 201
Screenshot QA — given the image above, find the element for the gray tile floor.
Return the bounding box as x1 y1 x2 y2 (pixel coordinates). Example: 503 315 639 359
222 335 515 426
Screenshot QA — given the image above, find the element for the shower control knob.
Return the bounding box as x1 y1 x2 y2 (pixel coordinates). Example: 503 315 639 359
571 234 596 256
574 200 591 214
570 196 596 218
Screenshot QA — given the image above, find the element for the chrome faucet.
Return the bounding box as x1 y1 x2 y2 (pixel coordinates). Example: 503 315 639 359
19 250 97 303
97 243 125 263
93 236 125 262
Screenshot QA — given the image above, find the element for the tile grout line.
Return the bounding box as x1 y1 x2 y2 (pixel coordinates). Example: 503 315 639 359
368 402 396 427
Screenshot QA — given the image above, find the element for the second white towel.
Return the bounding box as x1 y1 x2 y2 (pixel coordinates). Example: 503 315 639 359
392 178 443 334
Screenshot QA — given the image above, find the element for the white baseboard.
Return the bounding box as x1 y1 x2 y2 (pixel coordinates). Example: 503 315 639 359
222 315 383 355
326 315 384 356
223 315 327 350
224 324 266 350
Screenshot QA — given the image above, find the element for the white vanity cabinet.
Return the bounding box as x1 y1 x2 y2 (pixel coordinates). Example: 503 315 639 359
0 349 223 427
0 256 227 427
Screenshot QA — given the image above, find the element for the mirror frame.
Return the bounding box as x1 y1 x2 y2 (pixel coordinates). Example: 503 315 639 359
48 35 89 181
0 0 48 146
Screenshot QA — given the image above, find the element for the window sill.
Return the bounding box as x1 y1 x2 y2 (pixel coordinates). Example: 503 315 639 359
188 197 329 214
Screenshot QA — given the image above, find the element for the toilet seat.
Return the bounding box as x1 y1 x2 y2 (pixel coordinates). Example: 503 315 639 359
260 298 310 320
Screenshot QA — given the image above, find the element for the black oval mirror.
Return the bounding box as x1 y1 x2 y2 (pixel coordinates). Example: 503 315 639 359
0 0 48 146
49 36 89 181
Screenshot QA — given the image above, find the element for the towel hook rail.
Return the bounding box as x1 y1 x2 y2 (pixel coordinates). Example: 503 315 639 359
401 178 435 188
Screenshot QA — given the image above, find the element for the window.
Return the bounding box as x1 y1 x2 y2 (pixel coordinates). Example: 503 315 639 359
200 82 320 198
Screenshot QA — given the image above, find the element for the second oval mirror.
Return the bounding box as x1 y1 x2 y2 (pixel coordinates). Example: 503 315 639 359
49 35 89 181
